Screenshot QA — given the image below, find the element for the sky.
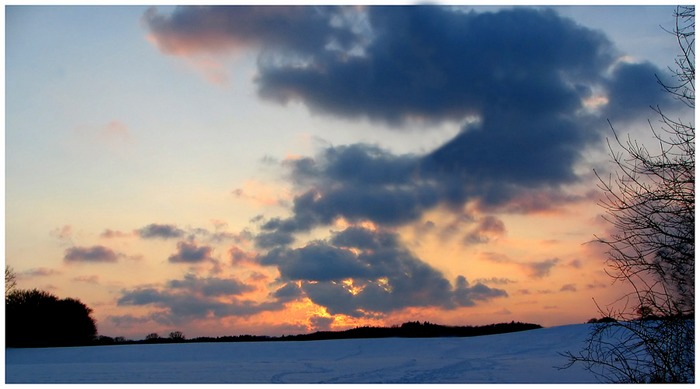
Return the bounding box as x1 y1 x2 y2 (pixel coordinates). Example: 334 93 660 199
5 3 690 339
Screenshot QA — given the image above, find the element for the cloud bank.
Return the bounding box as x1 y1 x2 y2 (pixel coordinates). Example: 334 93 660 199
145 6 673 224
259 227 507 317
139 5 679 321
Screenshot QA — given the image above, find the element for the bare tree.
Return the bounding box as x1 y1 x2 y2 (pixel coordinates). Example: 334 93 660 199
169 331 186 341
562 6 694 383
5 265 17 297
145 332 161 341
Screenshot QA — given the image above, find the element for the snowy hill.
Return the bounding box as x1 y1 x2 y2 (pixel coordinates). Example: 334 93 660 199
5 323 599 383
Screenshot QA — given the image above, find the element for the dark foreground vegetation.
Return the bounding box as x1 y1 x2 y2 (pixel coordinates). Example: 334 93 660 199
93 321 543 346
6 288 97 348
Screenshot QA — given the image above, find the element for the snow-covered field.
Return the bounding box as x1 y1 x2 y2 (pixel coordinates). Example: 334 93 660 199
6 323 598 383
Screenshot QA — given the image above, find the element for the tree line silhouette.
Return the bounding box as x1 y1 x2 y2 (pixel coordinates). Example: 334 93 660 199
91 320 543 346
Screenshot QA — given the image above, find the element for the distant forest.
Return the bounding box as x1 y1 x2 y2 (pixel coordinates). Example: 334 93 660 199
93 321 543 346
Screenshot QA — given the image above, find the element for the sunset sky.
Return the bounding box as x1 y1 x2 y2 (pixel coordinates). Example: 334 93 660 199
5 4 689 339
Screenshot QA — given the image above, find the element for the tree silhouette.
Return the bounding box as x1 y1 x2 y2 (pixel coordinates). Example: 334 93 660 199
563 6 694 383
168 331 186 342
6 289 97 347
144 332 161 342
5 265 17 296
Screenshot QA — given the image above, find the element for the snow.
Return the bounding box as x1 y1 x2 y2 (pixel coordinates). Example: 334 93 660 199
5 323 599 383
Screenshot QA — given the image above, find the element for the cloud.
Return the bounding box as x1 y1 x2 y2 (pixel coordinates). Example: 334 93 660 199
560 283 577 292
229 246 257 265
140 7 679 323
137 223 186 239
117 274 283 323
73 275 100 284
253 144 439 240
50 225 73 244
64 246 120 263
134 222 244 244
586 280 609 289
145 6 679 238
258 226 507 317
474 277 517 286
168 241 214 263
143 6 357 57
100 120 133 146
254 229 296 249
309 315 335 332
167 273 254 296
272 282 303 302
479 252 513 264
256 139 600 243
604 60 671 120
255 7 612 122
261 242 370 282
524 258 561 278
463 215 506 245
481 253 561 279
100 229 133 239
19 268 61 278
108 314 152 328
453 275 509 307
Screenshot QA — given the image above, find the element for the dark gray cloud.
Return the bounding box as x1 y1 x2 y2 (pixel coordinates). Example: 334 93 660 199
64 245 120 263
453 276 508 307
146 6 677 235
136 222 243 244
168 241 214 263
253 144 438 243
604 61 672 120
272 282 303 302
261 242 369 281
255 7 616 123
255 229 296 249
137 223 186 239
258 226 507 317
255 139 594 242
145 6 673 125
142 6 678 319
310 315 335 331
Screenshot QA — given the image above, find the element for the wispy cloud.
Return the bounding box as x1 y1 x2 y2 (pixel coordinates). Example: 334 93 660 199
19 268 61 278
